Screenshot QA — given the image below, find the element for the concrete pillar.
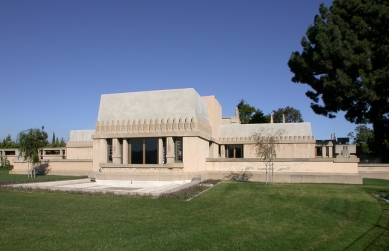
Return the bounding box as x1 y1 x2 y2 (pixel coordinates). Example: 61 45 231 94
166 137 175 163
112 138 122 164
122 139 128 164
158 138 164 164
328 146 333 158
220 144 225 158
322 146 327 158
282 114 285 123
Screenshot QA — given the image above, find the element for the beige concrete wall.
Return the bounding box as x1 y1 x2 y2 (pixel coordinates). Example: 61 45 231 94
183 137 209 173
243 143 315 158
67 146 93 159
1 148 68 162
206 159 359 174
202 96 222 140
10 159 92 176
359 164 389 180
93 139 107 172
204 171 362 184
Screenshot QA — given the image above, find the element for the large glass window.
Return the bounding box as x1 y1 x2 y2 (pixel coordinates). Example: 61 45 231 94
145 139 158 164
225 145 243 158
130 138 159 164
131 139 143 164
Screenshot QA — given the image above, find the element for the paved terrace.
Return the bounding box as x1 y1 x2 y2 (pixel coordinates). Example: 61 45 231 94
9 179 197 197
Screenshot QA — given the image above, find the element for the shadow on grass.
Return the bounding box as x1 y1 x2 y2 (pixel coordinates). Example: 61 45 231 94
342 179 389 250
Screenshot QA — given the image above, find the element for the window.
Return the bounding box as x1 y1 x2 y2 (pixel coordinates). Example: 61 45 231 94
225 145 243 158
174 137 183 162
107 139 113 163
315 147 322 157
4 151 16 156
130 138 158 164
45 150 60 155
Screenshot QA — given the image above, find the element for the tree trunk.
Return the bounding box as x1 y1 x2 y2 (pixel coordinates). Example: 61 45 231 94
372 119 389 163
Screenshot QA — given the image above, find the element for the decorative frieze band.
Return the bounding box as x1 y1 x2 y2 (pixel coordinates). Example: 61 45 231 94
219 135 315 142
95 117 212 136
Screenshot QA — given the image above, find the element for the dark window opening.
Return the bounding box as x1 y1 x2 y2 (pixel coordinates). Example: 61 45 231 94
45 150 60 155
174 137 183 163
4 151 16 156
225 145 243 158
130 138 159 164
107 139 113 163
316 147 322 157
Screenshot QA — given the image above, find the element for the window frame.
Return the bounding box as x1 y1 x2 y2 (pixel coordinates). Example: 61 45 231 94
128 138 159 164
225 144 243 158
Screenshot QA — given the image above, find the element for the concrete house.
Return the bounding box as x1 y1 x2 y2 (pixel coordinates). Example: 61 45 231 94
7 88 362 184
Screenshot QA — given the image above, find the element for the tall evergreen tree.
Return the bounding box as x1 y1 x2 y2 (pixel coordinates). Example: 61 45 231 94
51 132 56 146
288 0 389 161
60 137 66 147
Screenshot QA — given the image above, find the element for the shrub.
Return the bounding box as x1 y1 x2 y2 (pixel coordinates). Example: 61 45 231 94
200 179 222 185
224 171 253 182
34 160 51 175
0 157 13 171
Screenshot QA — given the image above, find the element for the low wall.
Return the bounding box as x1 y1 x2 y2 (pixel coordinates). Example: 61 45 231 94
92 158 362 184
10 159 93 176
203 171 362 184
205 158 362 184
206 158 359 173
91 170 204 182
359 164 389 180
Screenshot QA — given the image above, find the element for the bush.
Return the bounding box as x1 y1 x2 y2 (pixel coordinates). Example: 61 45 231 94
0 157 13 171
200 179 222 185
34 160 51 175
224 171 253 182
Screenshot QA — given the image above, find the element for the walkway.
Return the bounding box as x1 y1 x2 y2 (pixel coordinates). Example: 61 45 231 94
9 178 196 197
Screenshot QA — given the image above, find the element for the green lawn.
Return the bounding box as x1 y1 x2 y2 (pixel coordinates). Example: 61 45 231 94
0 170 86 185
0 178 388 250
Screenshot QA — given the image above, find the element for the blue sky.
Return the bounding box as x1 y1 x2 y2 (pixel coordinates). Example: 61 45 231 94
1 0 358 142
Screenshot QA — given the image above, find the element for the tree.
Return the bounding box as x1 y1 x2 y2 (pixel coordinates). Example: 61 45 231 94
348 125 374 155
0 134 19 148
251 110 270 123
51 132 56 146
237 99 269 124
17 127 48 178
272 106 304 123
59 137 66 147
288 0 389 161
252 129 284 185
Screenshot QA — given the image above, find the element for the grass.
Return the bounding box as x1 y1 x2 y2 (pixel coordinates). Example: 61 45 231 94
0 170 87 185
0 178 388 250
